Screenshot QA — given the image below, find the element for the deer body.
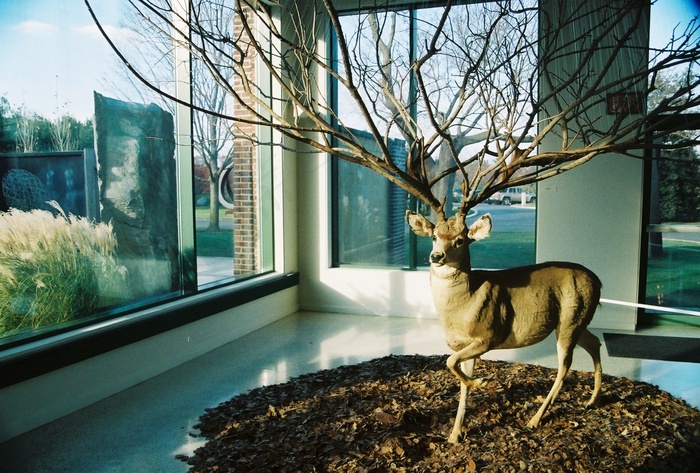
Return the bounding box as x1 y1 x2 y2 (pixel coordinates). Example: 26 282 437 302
407 210 602 444
432 263 599 353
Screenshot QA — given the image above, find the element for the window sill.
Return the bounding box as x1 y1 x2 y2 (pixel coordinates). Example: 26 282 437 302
0 272 299 388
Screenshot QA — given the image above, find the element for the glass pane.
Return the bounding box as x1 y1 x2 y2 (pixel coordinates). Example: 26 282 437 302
334 11 411 266
0 0 181 343
335 143 408 266
643 0 700 316
190 1 272 286
646 143 700 311
333 4 536 269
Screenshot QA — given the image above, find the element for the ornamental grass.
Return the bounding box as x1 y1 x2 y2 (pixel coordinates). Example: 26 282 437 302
0 202 127 336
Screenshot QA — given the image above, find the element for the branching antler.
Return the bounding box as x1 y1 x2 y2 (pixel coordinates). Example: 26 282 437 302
85 0 700 215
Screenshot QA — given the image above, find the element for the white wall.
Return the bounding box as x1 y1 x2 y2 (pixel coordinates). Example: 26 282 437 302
536 157 644 330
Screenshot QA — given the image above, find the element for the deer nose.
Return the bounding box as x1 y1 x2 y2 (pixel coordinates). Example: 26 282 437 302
430 252 444 264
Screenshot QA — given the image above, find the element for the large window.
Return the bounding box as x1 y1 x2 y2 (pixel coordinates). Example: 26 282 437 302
644 117 700 319
640 0 700 323
0 1 274 348
332 3 537 269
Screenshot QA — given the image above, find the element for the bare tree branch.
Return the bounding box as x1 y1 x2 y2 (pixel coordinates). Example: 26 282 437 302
84 0 700 214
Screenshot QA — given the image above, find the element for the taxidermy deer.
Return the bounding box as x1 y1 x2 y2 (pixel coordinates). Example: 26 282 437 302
406 200 603 444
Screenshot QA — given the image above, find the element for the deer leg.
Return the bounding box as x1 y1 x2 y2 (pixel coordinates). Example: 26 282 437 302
446 340 490 387
527 337 574 428
448 359 476 444
576 329 603 407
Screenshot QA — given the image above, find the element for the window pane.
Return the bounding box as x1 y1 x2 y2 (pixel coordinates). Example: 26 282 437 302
0 0 182 343
333 12 411 266
335 138 408 266
646 141 700 312
191 1 272 286
643 0 700 317
333 4 536 269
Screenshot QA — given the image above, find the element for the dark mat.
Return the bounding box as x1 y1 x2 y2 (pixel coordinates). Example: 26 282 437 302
604 333 700 363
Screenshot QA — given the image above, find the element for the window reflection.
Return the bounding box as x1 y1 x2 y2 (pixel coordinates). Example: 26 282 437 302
0 0 181 342
0 0 272 345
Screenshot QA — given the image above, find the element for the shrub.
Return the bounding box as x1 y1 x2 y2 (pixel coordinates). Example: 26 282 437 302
0 203 127 337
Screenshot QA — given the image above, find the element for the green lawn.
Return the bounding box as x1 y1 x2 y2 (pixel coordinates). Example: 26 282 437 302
195 205 234 257
645 239 700 309
196 229 233 257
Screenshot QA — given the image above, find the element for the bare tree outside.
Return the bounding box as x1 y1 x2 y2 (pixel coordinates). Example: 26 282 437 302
14 111 39 153
339 3 540 217
83 0 700 218
49 115 78 152
190 1 238 231
98 0 237 231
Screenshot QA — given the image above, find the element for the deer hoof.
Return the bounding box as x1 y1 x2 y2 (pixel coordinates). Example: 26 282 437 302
584 398 600 409
468 375 492 389
526 419 540 429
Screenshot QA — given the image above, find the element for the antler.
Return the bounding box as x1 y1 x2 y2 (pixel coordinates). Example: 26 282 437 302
436 197 448 223
455 180 470 220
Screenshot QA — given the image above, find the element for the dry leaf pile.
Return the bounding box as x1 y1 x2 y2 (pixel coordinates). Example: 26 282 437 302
182 355 700 472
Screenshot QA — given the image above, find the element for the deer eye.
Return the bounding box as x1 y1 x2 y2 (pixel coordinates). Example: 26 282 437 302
454 237 464 247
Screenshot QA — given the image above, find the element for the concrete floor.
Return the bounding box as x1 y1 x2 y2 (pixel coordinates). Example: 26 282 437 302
1 311 698 472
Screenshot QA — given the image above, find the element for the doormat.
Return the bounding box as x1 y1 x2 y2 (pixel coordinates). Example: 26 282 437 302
604 333 700 363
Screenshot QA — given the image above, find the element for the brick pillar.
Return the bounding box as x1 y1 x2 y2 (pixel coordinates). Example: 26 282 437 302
230 6 258 275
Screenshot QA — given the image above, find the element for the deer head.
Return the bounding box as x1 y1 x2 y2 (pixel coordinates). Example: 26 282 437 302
406 206 492 272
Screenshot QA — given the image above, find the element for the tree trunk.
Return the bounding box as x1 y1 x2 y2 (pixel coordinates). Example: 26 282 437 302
208 177 220 231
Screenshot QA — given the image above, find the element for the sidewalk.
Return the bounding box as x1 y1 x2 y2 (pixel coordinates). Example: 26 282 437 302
197 256 234 286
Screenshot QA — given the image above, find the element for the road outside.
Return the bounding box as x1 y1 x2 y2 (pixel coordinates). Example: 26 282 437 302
468 203 535 233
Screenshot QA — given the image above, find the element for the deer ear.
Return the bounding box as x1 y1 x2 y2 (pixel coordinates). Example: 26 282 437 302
468 213 492 241
406 210 434 237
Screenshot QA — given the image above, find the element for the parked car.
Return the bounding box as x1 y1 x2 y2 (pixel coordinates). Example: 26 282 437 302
485 187 536 205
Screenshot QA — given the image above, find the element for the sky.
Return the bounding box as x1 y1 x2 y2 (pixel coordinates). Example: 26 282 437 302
0 0 129 120
0 0 698 123
650 0 700 49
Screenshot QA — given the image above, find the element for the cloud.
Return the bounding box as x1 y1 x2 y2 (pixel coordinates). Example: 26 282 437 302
14 20 59 35
71 23 142 43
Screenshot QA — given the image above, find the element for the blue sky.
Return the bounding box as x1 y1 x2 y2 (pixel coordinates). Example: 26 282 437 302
0 0 698 122
650 0 700 48
0 0 126 120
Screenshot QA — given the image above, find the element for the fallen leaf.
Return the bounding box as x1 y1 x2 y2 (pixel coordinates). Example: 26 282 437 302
183 355 700 473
